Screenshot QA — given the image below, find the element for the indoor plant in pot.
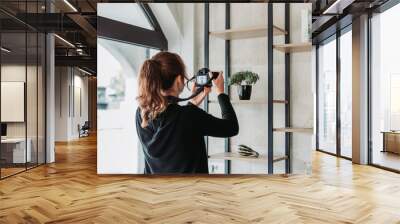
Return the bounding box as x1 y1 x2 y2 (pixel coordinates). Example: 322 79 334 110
229 70 259 100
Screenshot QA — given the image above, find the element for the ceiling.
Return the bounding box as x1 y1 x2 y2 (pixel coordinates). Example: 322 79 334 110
0 0 395 74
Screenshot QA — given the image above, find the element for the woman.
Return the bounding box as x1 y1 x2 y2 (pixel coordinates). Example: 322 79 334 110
136 52 239 174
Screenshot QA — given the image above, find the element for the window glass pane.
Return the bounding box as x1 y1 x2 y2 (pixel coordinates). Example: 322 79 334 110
318 37 337 154
340 29 352 158
97 38 159 174
97 3 154 30
38 33 45 165
371 3 400 171
27 31 38 169
1 31 27 177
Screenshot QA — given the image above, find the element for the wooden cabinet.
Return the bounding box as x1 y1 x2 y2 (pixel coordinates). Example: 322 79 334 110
382 132 400 154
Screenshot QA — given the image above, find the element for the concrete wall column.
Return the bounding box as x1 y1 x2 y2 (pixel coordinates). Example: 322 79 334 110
352 14 369 164
46 32 55 163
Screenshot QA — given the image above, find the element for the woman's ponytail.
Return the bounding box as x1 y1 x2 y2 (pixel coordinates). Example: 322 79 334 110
137 59 168 127
137 52 187 127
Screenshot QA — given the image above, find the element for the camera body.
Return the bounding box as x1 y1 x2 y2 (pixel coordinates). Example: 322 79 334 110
195 68 219 87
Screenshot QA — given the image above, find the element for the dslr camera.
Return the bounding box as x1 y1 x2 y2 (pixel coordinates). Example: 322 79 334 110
195 68 219 87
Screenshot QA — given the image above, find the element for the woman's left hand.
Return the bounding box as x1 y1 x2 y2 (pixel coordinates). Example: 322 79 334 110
189 83 211 106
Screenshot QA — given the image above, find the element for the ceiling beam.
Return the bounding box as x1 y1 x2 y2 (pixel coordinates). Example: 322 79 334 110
322 0 356 15
97 16 167 50
55 55 96 70
67 13 97 39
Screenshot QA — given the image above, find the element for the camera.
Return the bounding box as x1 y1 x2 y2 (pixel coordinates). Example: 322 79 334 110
195 68 219 87
174 68 220 103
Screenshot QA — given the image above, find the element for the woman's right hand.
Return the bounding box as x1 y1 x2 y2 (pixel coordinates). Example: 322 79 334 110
213 71 224 95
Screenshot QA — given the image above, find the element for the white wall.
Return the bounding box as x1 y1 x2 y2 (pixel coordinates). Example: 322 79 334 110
54 67 89 141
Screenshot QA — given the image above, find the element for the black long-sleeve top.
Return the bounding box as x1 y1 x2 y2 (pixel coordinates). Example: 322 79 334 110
135 93 239 174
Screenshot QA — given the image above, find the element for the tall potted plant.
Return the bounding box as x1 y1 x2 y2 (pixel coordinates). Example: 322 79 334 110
229 70 259 100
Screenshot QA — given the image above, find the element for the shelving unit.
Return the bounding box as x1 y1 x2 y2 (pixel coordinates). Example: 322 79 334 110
204 4 312 174
269 4 314 174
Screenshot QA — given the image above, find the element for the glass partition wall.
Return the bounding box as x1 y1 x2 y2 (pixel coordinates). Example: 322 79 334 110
316 26 352 159
0 3 46 179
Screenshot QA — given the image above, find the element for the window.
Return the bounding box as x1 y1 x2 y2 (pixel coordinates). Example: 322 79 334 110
96 3 163 174
97 3 154 30
318 37 337 155
370 3 400 171
340 29 352 158
97 38 159 174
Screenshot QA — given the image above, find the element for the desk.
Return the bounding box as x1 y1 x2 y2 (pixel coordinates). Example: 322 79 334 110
1 138 31 163
382 131 400 154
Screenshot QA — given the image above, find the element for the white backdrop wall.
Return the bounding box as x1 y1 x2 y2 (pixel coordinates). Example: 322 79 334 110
97 3 313 174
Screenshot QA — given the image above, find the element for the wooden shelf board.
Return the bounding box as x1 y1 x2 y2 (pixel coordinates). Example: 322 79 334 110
273 127 313 133
273 42 312 53
209 100 266 104
209 100 288 104
210 25 286 40
208 152 287 163
273 100 288 104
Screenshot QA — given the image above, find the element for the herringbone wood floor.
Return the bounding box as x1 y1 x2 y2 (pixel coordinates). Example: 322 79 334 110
1 135 400 223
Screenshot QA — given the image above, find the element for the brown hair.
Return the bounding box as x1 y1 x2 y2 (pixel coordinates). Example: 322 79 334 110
137 52 187 127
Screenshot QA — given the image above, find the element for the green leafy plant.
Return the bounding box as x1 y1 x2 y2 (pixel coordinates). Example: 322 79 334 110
229 70 260 86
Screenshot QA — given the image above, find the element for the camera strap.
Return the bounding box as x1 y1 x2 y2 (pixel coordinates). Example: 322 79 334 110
168 86 204 103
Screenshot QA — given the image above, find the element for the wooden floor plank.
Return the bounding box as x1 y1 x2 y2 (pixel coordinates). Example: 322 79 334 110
0 135 400 223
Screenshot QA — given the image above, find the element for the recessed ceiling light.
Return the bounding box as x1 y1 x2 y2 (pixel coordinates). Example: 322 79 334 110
63 0 78 12
54 34 75 48
1 47 11 53
78 67 92 76
323 0 355 15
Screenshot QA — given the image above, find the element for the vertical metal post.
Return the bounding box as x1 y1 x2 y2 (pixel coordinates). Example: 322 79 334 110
25 3 28 171
224 3 231 174
0 22 2 179
336 29 341 156
204 3 210 154
37 1 39 167
267 4 274 174
284 3 291 173
316 44 320 151
367 11 372 165
44 0 47 164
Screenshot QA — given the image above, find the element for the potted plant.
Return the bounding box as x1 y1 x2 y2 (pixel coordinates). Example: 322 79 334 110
229 70 259 100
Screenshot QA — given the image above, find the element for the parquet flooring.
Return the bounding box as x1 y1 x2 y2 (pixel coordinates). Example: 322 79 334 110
1 135 400 223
